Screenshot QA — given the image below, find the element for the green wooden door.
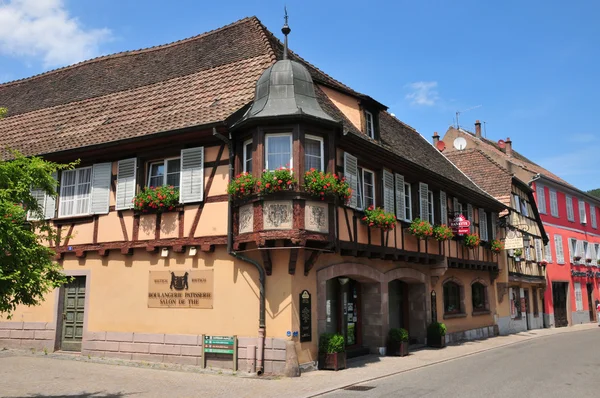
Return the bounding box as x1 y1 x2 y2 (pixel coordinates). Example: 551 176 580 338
61 276 86 351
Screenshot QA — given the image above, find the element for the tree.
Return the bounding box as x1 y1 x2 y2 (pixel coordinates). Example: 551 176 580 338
587 188 600 199
0 109 74 316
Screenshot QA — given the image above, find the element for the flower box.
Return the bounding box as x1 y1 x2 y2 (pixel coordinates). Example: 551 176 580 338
303 169 351 203
133 186 179 214
432 224 454 242
257 167 296 194
408 218 433 239
490 239 504 254
463 233 481 249
361 206 396 231
318 352 347 371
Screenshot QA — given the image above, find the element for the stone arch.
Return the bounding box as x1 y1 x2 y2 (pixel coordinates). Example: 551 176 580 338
317 262 384 285
385 267 427 284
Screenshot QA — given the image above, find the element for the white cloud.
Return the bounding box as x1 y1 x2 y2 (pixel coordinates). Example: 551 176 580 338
405 81 440 106
0 0 111 68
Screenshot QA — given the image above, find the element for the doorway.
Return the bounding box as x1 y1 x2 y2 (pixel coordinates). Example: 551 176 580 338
552 282 568 328
325 277 362 350
523 289 531 330
586 283 595 322
59 276 87 351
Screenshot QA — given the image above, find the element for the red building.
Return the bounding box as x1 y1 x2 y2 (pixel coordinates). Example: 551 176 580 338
442 122 600 328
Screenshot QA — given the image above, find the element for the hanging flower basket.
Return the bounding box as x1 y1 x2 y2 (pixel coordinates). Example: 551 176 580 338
133 186 179 213
432 224 454 241
361 206 396 231
490 239 504 254
257 167 297 195
303 169 351 203
463 233 481 249
408 218 433 239
227 172 258 199
513 248 523 261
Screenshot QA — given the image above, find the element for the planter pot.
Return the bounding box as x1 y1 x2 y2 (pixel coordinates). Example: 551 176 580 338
318 352 346 371
427 335 446 349
387 341 409 357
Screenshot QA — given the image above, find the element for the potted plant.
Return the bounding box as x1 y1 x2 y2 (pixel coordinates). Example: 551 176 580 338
513 248 523 261
427 322 447 348
408 218 433 239
361 206 396 231
463 233 481 249
432 224 454 242
133 186 179 213
257 167 296 195
387 328 409 357
303 168 351 203
318 333 346 371
490 239 504 254
226 172 257 200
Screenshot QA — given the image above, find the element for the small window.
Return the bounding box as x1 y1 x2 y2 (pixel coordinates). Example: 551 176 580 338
549 189 559 217
59 167 93 217
365 110 375 139
427 190 434 225
362 168 375 209
243 139 253 173
443 282 461 314
404 183 412 221
148 158 181 188
265 133 293 171
472 283 487 311
305 135 324 171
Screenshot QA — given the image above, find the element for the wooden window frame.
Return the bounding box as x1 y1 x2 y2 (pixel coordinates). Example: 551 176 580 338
305 134 324 172
365 110 375 139
265 133 293 171
404 183 412 222
147 157 181 188
59 166 93 218
362 168 376 209
443 281 463 316
243 139 253 173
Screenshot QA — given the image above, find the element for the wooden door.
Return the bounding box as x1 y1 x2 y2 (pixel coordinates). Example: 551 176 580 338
587 284 595 322
552 282 568 328
61 276 86 351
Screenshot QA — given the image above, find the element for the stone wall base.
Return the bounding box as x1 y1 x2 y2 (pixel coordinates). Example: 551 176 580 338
572 311 590 325
444 325 497 345
0 322 56 351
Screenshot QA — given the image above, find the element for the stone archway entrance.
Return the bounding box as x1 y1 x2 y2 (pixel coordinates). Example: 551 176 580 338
386 267 429 344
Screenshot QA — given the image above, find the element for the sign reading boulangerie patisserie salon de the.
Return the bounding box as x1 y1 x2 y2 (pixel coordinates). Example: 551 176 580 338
148 270 214 308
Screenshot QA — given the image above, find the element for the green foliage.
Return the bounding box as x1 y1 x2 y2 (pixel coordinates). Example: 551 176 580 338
432 224 454 241
490 239 504 253
0 150 74 316
408 218 433 239
303 169 351 203
319 333 345 354
133 186 179 213
361 206 397 231
226 172 257 199
463 233 481 248
388 328 409 343
513 248 523 258
427 322 447 338
587 188 600 198
257 167 296 195
0 107 7 119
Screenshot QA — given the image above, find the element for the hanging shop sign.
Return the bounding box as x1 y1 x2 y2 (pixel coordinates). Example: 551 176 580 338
148 270 214 308
504 230 524 250
299 290 312 342
450 214 471 235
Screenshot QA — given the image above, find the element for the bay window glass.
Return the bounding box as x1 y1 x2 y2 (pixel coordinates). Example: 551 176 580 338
305 135 324 171
59 167 92 217
148 158 181 188
266 134 292 170
243 140 253 173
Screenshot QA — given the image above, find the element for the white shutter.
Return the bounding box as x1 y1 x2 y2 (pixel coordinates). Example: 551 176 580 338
491 213 497 239
591 205 597 228
467 204 474 233
576 240 585 260
579 200 587 224
574 283 583 311
43 172 58 220
116 158 137 210
545 240 553 263
525 246 532 261
344 152 359 209
536 184 546 214
555 235 564 264
566 196 574 221
180 146 204 204
534 239 543 262
91 163 112 214
550 190 558 217
419 182 429 221
382 170 394 214
27 189 46 221
440 191 447 225
478 208 488 241
394 173 405 221
588 243 596 265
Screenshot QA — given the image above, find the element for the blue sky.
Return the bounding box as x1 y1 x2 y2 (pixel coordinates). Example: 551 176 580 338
1 0 599 190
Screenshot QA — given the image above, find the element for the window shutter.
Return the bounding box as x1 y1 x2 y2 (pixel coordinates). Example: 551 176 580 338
180 146 205 204
591 205 597 228
588 243 596 264
579 200 587 224
116 158 137 210
478 208 488 241
91 163 112 214
490 213 497 239
382 170 394 215
534 239 543 262
453 197 460 214
419 182 429 220
536 184 546 214
566 196 574 221
545 240 552 263
440 191 447 225
555 235 564 264
394 173 405 220
43 172 58 220
27 189 47 221
467 204 474 233
344 152 359 209
550 190 558 217
576 240 584 260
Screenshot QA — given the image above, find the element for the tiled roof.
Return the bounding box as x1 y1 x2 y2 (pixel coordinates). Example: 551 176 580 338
444 148 513 207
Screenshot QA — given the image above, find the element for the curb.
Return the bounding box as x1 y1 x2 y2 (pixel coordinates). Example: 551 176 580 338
305 325 597 397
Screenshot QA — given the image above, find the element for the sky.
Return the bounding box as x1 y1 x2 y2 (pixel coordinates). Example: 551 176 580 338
0 0 599 190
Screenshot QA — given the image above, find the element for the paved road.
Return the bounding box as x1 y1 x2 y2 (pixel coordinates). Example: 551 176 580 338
321 329 600 398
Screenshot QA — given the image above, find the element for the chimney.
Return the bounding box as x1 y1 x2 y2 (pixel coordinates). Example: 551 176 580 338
505 137 513 157
475 120 482 138
432 132 439 146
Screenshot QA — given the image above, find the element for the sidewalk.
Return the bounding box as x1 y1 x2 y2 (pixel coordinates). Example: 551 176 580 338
1 323 597 398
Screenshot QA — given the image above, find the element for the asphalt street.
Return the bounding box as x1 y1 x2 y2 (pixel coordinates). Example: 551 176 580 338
322 328 600 398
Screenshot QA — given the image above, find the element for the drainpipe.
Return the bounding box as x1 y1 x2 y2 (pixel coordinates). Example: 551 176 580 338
214 128 266 376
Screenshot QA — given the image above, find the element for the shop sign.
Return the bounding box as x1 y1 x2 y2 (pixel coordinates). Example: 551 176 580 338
148 270 213 308
450 214 471 235
299 290 312 342
571 270 600 278
504 230 523 250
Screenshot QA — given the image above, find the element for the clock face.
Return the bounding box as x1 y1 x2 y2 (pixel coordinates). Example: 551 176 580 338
453 137 467 150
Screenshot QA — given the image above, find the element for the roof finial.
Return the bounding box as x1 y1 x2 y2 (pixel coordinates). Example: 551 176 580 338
282 6 291 60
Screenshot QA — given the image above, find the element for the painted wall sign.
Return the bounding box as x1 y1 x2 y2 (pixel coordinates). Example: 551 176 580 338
148 270 213 308
450 214 471 235
299 290 312 342
504 230 524 250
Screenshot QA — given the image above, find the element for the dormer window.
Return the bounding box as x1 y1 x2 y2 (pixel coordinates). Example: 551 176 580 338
265 133 293 170
365 110 375 139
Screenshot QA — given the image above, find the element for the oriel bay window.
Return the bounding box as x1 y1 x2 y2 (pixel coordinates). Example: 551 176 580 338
148 158 181 188
265 133 292 170
305 135 324 171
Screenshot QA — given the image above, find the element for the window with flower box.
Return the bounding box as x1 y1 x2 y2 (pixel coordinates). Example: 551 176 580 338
360 168 375 209
305 135 324 172
148 158 181 188
265 133 292 171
